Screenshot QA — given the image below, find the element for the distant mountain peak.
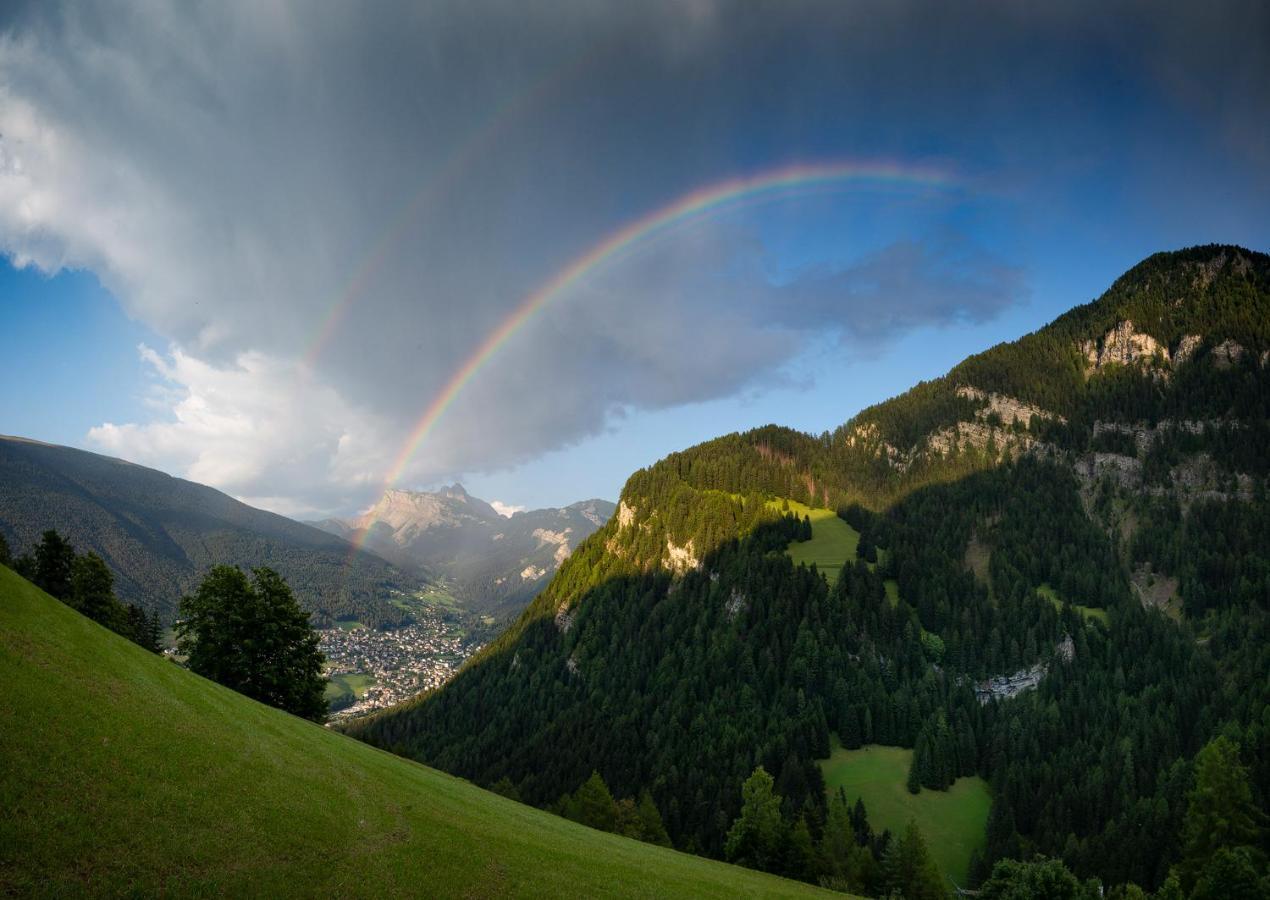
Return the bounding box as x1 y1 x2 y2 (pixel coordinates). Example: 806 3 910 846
314 486 615 616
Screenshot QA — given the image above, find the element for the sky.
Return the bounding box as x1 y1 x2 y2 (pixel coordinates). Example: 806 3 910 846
1 1 1268 518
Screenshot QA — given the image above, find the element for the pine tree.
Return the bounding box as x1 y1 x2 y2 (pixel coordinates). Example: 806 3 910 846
884 819 945 900
570 771 618 832
33 529 75 600
780 815 815 881
489 777 520 802
907 753 922 794
725 766 784 872
1179 736 1263 890
70 552 117 623
850 795 871 845
0 531 10 567
841 705 862 750
634 790 671 846
146 608 164 653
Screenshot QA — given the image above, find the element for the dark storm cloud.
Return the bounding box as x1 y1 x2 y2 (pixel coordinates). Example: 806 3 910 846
0 0 1265 512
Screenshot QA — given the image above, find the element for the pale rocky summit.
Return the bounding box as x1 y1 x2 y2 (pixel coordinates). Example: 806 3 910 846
313 485 614 616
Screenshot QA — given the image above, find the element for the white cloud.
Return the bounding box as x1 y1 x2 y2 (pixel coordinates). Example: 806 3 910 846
489 501 526 518
0 1 1037 514
87 345 396 516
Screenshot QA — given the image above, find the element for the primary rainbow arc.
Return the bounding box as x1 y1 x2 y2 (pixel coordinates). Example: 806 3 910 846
353 160 952 553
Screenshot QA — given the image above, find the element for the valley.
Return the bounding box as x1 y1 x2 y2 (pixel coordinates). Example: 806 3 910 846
4 5 1266 895
4 245 1268 898
319 609 482 719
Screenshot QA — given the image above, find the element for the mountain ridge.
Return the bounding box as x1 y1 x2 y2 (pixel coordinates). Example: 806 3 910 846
350 244 1270 891
0 436 416 627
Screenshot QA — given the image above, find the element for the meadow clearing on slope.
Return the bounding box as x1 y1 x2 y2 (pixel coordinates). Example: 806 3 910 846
818 740 990 888
778 500 860 586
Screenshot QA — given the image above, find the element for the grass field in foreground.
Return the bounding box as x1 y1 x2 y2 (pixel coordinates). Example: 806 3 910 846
777 500 860 586
0 566 835 899
818 741 990 887
1037 583 1109 625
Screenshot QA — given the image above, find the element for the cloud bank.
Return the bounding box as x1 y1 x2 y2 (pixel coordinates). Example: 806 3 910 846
2 0 1262 513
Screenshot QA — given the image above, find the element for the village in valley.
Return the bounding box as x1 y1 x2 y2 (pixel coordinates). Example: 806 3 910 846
318 614 482 721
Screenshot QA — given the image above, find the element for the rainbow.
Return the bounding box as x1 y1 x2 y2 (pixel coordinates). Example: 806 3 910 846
352 160 952 552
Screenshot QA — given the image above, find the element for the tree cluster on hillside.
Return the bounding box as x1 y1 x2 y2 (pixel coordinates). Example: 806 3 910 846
721 766 958 898
6 529 161 652
548 770 672 848
177 565 329 723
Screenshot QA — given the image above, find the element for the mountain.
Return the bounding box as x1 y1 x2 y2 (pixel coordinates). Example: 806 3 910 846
0 436 417 627
313 484 614 617
350 246 1270 892
0 565 831 898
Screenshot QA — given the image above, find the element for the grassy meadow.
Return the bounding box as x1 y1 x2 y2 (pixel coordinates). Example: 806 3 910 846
1037 583 1109 625
778 500 860 586
0 565 836 899
818 741 990 888
323 671 377 705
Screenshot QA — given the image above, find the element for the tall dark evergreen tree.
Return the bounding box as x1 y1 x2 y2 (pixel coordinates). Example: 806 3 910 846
177 566 328 723
70 553 117 624
1178 736 1265 892
32 529 75 600
725 767 785 873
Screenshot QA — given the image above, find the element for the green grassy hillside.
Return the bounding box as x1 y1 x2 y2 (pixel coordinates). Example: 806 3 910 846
780 501 860 586
0 566 833 898
818 742 990 887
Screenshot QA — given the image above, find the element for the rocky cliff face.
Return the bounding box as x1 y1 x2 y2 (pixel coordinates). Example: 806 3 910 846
1081 320 1169 371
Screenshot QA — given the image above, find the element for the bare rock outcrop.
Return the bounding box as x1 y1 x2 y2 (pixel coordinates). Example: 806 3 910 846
532 527 573 566
665 539 701 574
974 635 1075 704
1211 338 1247 369
1174 334 1203 365
1081 320 1168 372
956 385 1064 427
1074 452 1143 489
1091 418 1227 455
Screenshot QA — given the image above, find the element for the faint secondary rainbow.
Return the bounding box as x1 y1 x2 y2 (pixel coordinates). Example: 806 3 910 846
299 48 602 371
351 160 952 553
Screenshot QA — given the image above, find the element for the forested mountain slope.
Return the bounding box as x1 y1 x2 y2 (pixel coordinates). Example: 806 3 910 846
0 437 416 626
313 484 613 617
0 565 833 898
350 246 1270 894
